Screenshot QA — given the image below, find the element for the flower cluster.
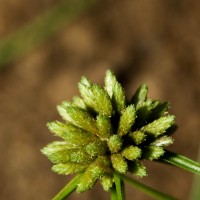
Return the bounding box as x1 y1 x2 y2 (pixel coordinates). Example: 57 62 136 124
41 70 175 193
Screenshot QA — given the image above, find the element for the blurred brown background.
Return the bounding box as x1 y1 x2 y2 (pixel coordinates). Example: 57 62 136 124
0 0 200 199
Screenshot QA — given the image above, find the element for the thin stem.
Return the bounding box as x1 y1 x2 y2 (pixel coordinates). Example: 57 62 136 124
121 175 177 200
111 185 118 200
160 150 200 175
114 173 125 200
53 174 82 200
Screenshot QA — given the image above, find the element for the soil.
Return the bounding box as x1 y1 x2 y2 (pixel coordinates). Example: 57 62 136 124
0 0 200 199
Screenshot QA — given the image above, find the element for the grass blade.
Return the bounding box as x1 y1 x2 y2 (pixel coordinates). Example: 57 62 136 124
160 150 200 175
121 175 176 200
53 174 82 200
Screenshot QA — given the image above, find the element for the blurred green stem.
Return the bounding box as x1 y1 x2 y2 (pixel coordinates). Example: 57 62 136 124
189 146 200 200
0 0 96 68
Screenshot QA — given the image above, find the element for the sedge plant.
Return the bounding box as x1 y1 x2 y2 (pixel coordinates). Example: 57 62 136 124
41 69 200 200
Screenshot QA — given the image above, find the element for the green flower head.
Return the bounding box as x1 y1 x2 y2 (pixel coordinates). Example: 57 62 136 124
41 70 175 193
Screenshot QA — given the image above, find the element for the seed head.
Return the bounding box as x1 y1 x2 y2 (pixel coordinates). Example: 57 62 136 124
41 70 175 192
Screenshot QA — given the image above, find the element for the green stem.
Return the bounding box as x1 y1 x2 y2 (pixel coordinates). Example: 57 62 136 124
114 173 125 200
53 174 82 200
111 185 118 200
122 175 176 200
160 150 200 175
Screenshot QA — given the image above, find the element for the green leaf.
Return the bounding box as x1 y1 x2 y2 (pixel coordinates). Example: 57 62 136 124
96 114 112 140
47 121 97 146
122 146 141 161
111 154 128 174
77 156 110 192
141 115 175 137
57 101 98 134
117 105 136 136
78 77 113 116
52 163 87 175
131 83 148 108
107 135 123 153
104 70 126 114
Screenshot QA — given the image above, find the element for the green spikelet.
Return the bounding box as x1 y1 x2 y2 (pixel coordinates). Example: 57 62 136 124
57 101 98 134
117 105 136 136
128 131 146 145
129 161 147 177
73 96 88 110
101 175 114 191
69 148 94 164
41 141 72 163
52 163 88 175
104 70 117 97
86 140 108 157
143 146 165 160
113 82 126 114
131 83 148 108
151 136 174 147
47 121 96 146
149 102 170 121
122 146 141 161
111 154 128 174
77 157 110 193
105 70 126 113
107 135 123 153
96 114 112 140
141 115 175 137
79 77 113 116
135 100 154 125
